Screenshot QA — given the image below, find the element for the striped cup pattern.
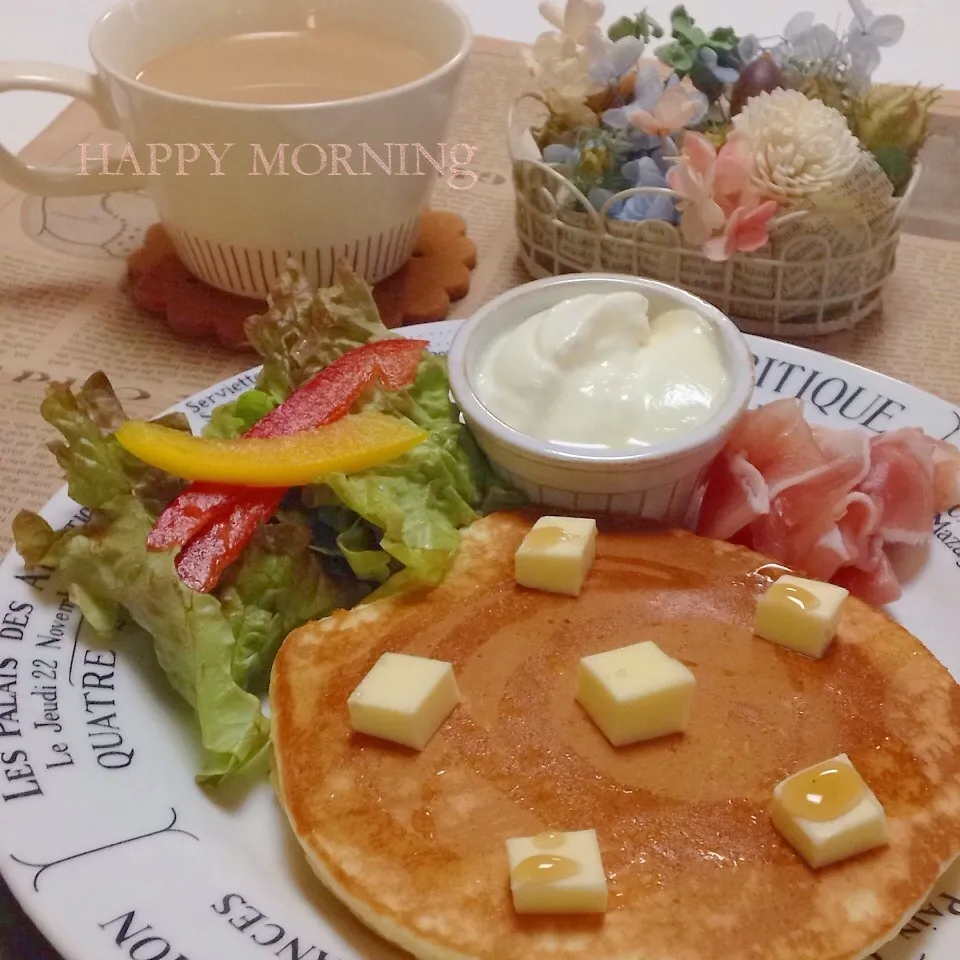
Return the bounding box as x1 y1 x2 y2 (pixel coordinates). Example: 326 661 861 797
166 214 422 298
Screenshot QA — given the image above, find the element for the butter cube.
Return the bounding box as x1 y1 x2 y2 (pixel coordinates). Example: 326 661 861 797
771 753 891 869
576 641 695 746
514 516 597 597
347 652 461 750
505 829 608 914
755 574 849 659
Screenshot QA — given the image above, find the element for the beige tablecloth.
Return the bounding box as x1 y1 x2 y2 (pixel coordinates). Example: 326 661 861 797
1 38 960 960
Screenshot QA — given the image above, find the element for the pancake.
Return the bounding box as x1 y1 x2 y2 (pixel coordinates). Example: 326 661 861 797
270 510 960 960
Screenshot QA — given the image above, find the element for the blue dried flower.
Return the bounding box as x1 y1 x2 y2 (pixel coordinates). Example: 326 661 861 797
738 33 789 66
616 193 677 223
542 143 580 166
621 155 667 189
587 33 647 84
601 104 636 131
587 154 677 223
738 34 763 62
601 66 706 156
617 156 675 222
846 0 905 80
699 47 740 84
631 63 667 111
649 138 678 174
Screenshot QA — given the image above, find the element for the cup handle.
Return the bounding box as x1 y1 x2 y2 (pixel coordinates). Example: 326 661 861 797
0 62 143 196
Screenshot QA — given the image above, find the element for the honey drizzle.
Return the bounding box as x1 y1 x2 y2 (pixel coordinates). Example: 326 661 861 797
780 761 866 822
752 563 793 579
532 831 565 850
524 526 571 549
513 854 581 884
767 581 821 612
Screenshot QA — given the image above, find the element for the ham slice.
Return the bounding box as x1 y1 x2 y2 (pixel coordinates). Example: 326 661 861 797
749 447 871 567
727 397 827 498
934 440 960 511
860 429 934 544
696 452 769 541
802 492 880 582
695 400 960 604
833 535 902 606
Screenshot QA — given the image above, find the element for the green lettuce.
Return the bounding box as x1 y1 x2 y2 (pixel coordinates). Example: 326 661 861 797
13 375 342 784
303 504 394 583
15 502 269 781
12 262 520 785
246 264 390 402
244 262 523 584
218 514 349 691
204 389 277 439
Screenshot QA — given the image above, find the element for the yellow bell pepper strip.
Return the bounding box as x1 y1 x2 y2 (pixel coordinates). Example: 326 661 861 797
115 412 427 486
141 337 428 593
148 338 427 552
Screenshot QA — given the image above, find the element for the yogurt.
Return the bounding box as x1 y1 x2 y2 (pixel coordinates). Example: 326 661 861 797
473 292 731 449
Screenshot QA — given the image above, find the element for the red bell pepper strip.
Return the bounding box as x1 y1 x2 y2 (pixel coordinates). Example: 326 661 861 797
148 338 427 552
175 495 279 593
147 338 428 592
147 482 259 547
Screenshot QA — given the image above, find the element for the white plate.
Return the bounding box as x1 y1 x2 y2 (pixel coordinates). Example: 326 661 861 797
0 321 958 960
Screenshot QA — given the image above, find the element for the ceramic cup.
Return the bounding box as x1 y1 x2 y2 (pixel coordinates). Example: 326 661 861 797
0 0 472 296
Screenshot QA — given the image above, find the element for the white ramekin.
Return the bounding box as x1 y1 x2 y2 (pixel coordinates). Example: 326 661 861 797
448 274 755 524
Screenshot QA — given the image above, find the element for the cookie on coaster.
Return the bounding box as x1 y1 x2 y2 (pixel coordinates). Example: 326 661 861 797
127 211 477 348
374 211 478 328
128 223 262 350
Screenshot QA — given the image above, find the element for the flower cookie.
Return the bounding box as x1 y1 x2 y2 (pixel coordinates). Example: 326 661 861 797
373 211 478 328
128 224 262 350
128 212 478 349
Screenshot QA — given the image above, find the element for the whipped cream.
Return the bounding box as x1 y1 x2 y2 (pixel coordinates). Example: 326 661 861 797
474 292 731 449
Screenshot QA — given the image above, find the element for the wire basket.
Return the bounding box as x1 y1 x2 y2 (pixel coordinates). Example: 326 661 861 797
509 101 919 338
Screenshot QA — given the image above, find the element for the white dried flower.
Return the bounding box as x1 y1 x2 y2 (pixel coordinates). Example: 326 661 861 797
538 0 605 44
732 89 862 202
543 89 600 129
524 31 602 101
523 0 607 102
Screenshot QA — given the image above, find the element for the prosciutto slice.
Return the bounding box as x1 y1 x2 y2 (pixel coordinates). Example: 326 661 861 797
859 429 935 544
833 536 902 607
696 452 769 541
801 492 881 582
695 400 960 604
934 440 960 511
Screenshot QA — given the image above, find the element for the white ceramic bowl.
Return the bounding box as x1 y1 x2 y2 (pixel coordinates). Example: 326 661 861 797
448 274 755 524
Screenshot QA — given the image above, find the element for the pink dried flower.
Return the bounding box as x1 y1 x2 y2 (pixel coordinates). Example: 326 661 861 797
703 201 779 261
712 136 761 217
628 84 708 138
666 131 724 246
668 131 779 254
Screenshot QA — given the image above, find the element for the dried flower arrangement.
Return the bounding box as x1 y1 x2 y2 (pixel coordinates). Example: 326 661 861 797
512 0 938 334
524 0 935 254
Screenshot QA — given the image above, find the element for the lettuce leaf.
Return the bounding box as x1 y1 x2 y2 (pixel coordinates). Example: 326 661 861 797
204 389 277 440
245 263 523 585
324 342 524 583
245 263 389 401
302 504 394 583
40 372 188 513
218 514 345 691
319 420 480 584
12 374 341 784
13 264 521 784
15 501 269 782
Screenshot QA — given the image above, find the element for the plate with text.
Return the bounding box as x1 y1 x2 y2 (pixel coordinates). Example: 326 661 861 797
0 320 958 960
